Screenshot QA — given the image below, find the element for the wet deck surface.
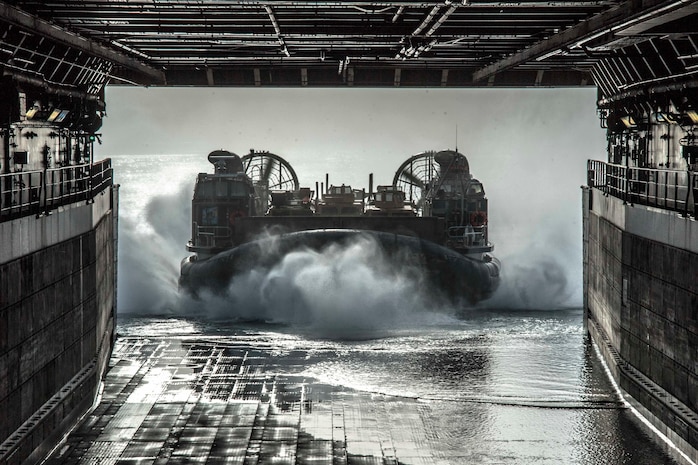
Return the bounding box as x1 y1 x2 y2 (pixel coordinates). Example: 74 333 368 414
45 337 437 465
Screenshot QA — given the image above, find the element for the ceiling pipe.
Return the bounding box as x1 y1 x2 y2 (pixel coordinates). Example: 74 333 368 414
397 2 461 59
425 4 458 37
392 6 405 22
412 5 441 36
264 5 291 57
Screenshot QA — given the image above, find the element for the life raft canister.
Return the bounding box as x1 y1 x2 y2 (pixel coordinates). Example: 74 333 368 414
470 211 487 227
228 209 246 227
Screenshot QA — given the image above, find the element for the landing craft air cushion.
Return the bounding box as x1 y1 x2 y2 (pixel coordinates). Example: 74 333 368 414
179 149 500 304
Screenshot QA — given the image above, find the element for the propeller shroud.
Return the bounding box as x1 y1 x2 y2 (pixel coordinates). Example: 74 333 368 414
242 151 299 214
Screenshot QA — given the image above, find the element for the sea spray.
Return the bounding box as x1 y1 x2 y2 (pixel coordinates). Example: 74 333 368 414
484 256 573 310
114 154 582 319
482 227 578 310
190 235 458 339
118 182 192 313
116 178 452 328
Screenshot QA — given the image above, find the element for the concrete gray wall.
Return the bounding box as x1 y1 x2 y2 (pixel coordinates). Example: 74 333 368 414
584 187 698 464
0 188 117 465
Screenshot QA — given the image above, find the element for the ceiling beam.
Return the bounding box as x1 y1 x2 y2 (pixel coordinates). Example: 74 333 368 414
615 0 698 35
0 1 165 85
471 0 693 82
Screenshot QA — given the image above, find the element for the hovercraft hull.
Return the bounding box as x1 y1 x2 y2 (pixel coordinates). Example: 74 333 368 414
180 229 500 305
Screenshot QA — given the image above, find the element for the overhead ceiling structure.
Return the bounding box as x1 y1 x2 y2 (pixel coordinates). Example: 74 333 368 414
0 0 697 104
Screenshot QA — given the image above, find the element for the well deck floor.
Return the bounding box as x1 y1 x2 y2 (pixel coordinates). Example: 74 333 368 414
44 337 439 465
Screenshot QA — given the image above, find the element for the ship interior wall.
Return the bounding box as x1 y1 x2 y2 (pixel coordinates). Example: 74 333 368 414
585 193 698 463
0 212 116 464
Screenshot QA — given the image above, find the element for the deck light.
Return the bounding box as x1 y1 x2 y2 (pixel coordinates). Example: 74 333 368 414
686 110 698 124
620 116 636 128
656 112 680 124
47 109 61 122
57 110 70 123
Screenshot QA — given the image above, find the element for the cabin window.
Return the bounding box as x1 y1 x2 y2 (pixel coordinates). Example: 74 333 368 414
216 182 228 197
432 199 448 213
201 206 218 225
197 182 214 198
229 181 249 196
467 183 483 195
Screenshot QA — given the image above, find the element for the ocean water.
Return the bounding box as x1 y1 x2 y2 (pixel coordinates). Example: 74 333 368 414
116 310 679 465
108 153 680 464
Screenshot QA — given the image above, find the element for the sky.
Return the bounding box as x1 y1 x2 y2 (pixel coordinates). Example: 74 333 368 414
100 86 605 187
100 85 608 310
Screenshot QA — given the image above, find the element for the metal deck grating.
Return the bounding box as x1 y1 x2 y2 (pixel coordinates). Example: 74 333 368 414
43 337 449 464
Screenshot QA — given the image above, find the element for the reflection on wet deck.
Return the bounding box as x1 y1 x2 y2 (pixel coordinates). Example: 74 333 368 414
45 338 436 465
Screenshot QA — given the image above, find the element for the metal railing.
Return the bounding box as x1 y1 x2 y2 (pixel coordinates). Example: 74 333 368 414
587 160 696 217
447 225 488 248
193 222 232 249
0 158 113 222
